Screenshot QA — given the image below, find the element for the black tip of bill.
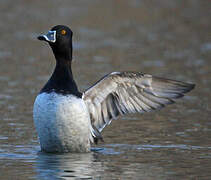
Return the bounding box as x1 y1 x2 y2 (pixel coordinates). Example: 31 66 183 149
37 35 46 41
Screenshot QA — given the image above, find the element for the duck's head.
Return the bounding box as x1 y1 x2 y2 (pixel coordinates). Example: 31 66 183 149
38 25 73 61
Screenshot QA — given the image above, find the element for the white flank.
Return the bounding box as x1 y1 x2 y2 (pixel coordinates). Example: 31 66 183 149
33 92 91 153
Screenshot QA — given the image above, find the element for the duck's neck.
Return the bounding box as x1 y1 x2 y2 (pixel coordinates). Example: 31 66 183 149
40 59 82 97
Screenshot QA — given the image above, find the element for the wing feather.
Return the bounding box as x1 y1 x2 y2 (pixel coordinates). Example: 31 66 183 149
83 72 195 143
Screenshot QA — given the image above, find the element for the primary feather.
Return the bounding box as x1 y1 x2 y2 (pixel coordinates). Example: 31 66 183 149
83 72 195 142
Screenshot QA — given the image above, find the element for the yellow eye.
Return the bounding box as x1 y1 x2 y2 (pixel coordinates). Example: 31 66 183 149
61 29 66 35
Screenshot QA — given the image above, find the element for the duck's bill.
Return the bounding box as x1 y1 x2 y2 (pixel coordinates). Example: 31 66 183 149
37 30 56 43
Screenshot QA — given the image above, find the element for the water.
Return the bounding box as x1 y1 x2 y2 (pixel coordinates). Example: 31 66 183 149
0 0 211 179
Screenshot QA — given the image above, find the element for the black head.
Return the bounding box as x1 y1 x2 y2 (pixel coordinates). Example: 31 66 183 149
38 25 73 61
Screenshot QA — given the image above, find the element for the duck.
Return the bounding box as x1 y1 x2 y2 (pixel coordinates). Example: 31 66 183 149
33 25 195 153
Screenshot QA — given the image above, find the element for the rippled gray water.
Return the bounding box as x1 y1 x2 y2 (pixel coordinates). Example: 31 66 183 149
0 0 211 179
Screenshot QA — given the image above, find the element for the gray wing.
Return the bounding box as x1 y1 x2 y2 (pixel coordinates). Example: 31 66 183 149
83 72 195 142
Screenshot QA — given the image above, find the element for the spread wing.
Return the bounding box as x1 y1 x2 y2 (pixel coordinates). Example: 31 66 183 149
83 72 195 143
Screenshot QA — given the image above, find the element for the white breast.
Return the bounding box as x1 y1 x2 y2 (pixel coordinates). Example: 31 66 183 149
33 92 91 153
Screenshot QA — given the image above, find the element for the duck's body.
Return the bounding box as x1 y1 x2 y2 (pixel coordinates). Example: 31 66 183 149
34 25 195 153
33 92 91 152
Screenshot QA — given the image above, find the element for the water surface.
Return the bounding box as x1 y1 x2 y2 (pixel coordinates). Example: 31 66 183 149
0 0 210 179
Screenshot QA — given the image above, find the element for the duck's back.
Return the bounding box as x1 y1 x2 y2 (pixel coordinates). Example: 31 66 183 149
33 92 91 153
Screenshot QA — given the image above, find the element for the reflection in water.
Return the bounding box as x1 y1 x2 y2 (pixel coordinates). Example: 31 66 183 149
34 144 211 179
34 147 163 180
35 152 103 179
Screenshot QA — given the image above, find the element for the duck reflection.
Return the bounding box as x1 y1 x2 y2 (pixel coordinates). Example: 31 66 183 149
35 150 104 179
34 146 169 179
